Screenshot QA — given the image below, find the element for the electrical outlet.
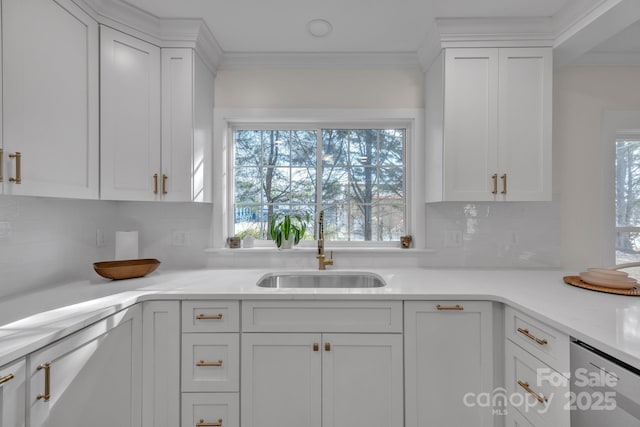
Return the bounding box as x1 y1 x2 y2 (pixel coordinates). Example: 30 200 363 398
171 230 187 246
444 230 463 248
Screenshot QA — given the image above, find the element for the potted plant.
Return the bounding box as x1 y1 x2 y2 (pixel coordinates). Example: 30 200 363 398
269 211 311 249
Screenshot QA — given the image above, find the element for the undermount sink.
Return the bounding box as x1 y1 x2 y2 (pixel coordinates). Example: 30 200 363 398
256 271 386 288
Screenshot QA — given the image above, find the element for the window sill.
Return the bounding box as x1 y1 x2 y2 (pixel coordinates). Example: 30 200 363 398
205 246 434 269
205 247 434 255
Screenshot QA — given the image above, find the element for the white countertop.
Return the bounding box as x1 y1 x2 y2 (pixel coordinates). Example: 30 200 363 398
2 267 640 370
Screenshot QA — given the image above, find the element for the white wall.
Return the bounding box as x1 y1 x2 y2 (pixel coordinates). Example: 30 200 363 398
0 196 212 299
554 66 640 270
215 68 425 108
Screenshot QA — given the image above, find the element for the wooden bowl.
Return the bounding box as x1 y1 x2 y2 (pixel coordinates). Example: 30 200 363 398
93 259 160 280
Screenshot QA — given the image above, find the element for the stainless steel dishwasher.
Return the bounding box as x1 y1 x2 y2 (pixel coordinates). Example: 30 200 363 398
571 340 640 426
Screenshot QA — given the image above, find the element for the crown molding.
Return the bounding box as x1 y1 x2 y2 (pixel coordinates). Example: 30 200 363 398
553 0 640 68
73 0 223 73
435 17 554 46
219 52 421 71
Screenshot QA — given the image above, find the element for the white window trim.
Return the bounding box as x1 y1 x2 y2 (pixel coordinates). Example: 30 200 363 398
601 111 640 266
212 108 425 250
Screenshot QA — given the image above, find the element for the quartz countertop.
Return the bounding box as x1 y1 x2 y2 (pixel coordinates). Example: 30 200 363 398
1 268 639 370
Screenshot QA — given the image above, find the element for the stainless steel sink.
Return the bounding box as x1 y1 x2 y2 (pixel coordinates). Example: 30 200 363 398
256 272 386 288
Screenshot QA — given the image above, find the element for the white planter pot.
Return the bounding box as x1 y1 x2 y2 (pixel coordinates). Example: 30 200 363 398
278 235 295 250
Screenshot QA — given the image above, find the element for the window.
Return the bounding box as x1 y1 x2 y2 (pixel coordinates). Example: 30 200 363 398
233 126 406 243
615 135 640 264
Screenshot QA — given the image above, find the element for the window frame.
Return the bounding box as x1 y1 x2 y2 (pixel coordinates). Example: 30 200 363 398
615 132 640 262
226 120 413 247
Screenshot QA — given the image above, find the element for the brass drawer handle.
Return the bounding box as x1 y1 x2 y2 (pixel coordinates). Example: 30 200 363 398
517 327 548 345
517 380 548 404
197 419 222 427
313 343 319 352
153 173 159 194
325 342 331 352
0 149 4 182
9 152 21 184
437 304 464 311
196 360 223 367
501 173 507 194
196 314 223 320
491 173 498 194
162 174 168 194
37 363 51 401
0 373 14 386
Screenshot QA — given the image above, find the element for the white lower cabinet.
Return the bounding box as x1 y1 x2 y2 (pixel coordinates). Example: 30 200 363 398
504 308 570 427
0 358 25 427
404 301 495 427
28 305 142 427
182 301 240 427
241 332 403 427
142 301 181 427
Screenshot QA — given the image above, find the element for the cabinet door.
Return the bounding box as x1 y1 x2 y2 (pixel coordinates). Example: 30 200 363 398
322 334 403 427
161 48 194 202
498 48 552 201
100 26 161 201
0 358 25 427
142 301 180 427
29 305 142 427
2 0 99 199
241 334 321 427
443 48 499 201
405 301 494 427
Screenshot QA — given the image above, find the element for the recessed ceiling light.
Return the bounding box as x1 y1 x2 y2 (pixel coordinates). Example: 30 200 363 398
307 19 333 38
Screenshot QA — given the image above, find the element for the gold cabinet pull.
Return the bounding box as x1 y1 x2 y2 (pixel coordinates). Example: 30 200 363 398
517 380 548 404
0 373 14 386
324 342 331 352
491 174 498 194
437 304 464 311
162 174 168 194
37 363 51 401
197 419 222 427
196 314 223 320
0 148 4 182
517 327 548 345
501 173 507 194
9 152 21 184
196 360 223 367
313 343 319 352
153 173 159 194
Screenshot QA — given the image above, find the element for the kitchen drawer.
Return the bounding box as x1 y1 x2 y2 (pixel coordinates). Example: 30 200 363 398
181 393 238 427
182 334 239 392
182 301 239 333
505 306 569 373
242 300 402 333
505 340 570 427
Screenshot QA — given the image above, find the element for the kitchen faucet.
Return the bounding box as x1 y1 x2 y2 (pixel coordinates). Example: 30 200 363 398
317 210 334 270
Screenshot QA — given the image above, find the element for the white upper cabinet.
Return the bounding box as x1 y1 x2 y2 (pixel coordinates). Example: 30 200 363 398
426 47 552 202
161 49 214 202
101 32 214 202
100 25 161 201
1 0 99 198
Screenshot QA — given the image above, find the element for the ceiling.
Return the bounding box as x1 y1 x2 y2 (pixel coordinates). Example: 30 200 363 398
121 0 640 67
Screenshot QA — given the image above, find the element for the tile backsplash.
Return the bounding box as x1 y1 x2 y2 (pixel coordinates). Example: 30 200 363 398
0 196 212 299
423 199 561 268
0 195 560 299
